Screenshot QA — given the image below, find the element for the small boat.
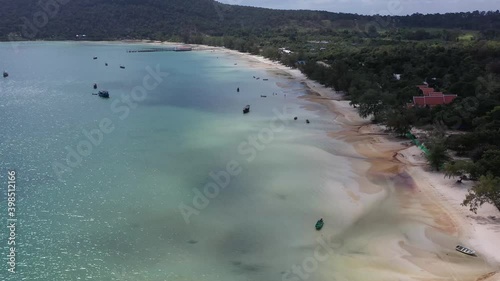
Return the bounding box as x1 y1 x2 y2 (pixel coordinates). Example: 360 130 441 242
294 117 298 121
260 95 267 98
243 105 250 114
456 245 476 256
3 71 8 78
315 218 324 230
263 79 269 81
120 66 125 69
105 63 108 66
93 83 97 89
306 119 310 124
93 57 98 60
237 87 240 92
98 90 109 98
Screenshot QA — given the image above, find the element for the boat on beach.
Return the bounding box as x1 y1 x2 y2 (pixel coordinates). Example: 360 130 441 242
315 218 324 230
243 105 250 114
456 245 476 256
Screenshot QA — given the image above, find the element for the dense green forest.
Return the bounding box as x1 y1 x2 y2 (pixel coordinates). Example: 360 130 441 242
1 0 500 41
2 0 500 211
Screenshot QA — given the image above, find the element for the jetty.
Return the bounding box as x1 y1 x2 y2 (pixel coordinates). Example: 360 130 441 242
127 46 192 53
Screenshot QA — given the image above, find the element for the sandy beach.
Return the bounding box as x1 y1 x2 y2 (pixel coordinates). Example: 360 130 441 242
77 40 500 280
179 42 500 280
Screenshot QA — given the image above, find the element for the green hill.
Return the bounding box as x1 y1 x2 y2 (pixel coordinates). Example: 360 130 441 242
1 0 499 41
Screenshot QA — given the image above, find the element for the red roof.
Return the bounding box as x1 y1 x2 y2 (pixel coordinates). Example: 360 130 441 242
412 95 457 107
413 96 426 106
429 92 444 96
443 95 457 103
425 96 448 106
422 88 435 96
412 85 457 107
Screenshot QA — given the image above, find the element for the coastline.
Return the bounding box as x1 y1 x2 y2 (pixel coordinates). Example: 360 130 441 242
7 40 499 279
181 42 500 279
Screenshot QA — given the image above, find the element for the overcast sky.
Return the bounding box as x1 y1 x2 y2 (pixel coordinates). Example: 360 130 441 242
218 0 500 15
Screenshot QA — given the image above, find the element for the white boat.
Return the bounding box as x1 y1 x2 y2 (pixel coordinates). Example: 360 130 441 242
456 245 476 256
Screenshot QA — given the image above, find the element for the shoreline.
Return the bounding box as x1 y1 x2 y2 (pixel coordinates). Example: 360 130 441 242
140 40 500 279
181 42 500 279
6 40 499 279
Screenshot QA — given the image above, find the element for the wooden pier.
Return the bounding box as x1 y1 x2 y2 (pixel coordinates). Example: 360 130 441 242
127 46 192 53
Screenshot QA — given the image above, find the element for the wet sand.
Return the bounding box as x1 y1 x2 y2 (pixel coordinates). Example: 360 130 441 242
187 44 500 280
92 40 500 280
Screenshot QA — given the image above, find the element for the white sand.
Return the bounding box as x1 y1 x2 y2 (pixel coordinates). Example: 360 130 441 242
187 43 500 279
94 40 500 280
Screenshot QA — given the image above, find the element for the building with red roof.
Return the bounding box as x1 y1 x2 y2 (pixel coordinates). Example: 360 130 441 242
410 86 457 107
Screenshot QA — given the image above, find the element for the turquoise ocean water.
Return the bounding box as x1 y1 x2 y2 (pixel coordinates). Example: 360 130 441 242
0 42 361 281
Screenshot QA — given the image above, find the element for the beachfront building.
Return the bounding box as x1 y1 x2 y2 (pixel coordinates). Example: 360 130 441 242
409 85 458 107
279 48 293 54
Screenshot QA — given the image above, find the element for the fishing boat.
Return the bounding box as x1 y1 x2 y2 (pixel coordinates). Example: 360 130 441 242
98 90 109 98
120 66 125 69
243 105 250 114
456 245 476 256
3 71 8 78
315 218 324 230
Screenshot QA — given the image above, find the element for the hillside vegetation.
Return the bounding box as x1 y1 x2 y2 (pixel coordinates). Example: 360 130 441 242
1 0 500 41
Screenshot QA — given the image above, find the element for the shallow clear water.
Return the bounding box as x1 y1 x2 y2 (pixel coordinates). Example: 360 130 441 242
0 42 365 281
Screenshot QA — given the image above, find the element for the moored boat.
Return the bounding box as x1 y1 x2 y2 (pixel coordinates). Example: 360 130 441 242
315 218 324 230
243 105 250 114
456 245 476 256
98 90 109 98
